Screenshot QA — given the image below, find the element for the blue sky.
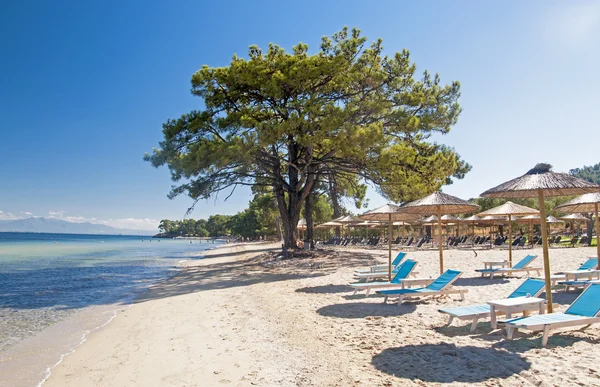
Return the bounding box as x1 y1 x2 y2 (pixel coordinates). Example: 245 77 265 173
1 1 599 230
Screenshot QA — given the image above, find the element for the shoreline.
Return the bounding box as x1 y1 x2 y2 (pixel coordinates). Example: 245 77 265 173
0 241 232 387
37 243 600 386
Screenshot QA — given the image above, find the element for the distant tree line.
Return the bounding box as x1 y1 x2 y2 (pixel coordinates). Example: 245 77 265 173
156 191 339 240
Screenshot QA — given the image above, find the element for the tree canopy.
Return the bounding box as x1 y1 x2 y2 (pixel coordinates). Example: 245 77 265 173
146 27 471 248
570 162 600 185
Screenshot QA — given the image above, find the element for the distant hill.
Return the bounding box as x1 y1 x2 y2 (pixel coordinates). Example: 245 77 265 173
0 217 155 236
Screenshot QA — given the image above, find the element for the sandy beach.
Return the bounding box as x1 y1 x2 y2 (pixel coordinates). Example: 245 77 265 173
42 242 600 386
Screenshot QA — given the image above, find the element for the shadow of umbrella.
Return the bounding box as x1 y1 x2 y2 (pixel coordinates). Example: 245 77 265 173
372 343 531 383
316 302 416 319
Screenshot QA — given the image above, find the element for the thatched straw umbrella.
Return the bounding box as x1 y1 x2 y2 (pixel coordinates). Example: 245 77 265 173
398 192 480 274
420 215 459 243
556 193 600 268
478 202 539 265
481 163 600 313
559 213 588 235
546 215 563 224
332 215 359 236
349 220 374 238
358 204 419 280
515 215 541 247
392 221 410 238
459 214 481 236
476 215 508 246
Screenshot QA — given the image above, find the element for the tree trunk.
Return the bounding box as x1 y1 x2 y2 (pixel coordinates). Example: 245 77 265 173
586 213 594 245
328 178 342 237
304 194 314 249
272 188 283 241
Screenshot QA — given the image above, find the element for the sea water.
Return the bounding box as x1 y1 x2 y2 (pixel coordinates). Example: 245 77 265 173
0 232 221 387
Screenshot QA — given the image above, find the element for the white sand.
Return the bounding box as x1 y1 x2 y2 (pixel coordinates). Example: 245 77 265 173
43 242 600 386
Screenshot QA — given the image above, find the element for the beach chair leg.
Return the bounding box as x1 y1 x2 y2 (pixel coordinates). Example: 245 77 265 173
542 325 551 347
397 295 404 305
352 288 358 296
383 296 388 304
506 326 515 340
470 317 479 332
459 291 465 301
447 316 454 327
365 288 371 297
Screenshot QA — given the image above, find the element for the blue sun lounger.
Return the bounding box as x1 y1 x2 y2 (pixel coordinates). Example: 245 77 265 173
475 254 541 279
354 252 407 275
438 278 546 332
533 257 598 286
504 283 600 346
376 269 466 305
349 260 418 296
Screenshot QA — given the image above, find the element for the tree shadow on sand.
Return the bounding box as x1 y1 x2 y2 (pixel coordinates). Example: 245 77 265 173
296 284 352 294
316 302 416 319
372 343 531 383
136 249 378 304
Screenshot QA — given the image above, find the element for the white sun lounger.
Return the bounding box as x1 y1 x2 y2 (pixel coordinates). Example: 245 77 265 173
438 278 546 332
354 252 407 274
475 254 540 279
349 260 418 296
532 258 598 286
376 269 467 305
504 283 600 347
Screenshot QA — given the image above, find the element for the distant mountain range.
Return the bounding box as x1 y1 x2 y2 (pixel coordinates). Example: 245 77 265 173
0 217 156 236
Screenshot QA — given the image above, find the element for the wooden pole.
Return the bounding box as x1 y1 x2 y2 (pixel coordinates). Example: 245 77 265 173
538 190 553 313
596 203 600 269
388 213 393 281
529 220 533 247
437 206 444 274
508 214 513 266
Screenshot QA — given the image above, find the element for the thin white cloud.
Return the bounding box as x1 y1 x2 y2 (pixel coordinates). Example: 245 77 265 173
541 1 600 47
0 211 23 221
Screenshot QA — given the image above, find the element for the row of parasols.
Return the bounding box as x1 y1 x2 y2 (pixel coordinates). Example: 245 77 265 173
305 164 600 314
309 212 587 235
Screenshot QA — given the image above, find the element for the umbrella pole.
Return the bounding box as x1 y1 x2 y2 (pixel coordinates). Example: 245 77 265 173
388 214 392 281
596 203 600 270
529 220 533 247
538 190 553 313
508 215 513 266
437 206 444 274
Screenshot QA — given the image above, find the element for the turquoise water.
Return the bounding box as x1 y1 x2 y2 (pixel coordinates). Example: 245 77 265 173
0 232 221 351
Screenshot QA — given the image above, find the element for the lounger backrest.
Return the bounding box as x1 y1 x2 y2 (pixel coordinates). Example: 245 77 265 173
565 284 600 317
391 252 407 267
513 255 537 269
579 258 598 271
391 260 417 283
508 279 545 298
426 269 462 291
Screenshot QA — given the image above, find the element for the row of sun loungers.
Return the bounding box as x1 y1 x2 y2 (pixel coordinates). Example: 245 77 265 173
347 251 600 346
